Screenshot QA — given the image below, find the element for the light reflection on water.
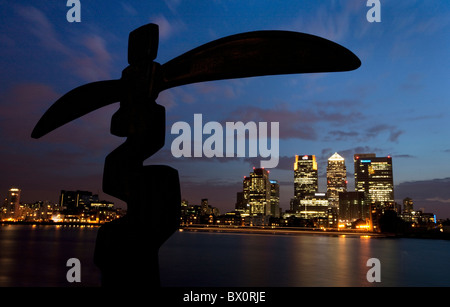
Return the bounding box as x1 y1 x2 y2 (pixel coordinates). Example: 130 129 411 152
0 224 100 287
160 231 450 287
1 225 450 287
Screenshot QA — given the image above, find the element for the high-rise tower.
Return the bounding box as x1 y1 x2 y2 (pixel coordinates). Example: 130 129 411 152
354 154 394 207
6 187 21 220
327 152 347 208
294 155 318 199
243 168 271 215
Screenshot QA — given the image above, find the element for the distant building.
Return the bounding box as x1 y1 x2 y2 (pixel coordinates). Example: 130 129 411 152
354 154 394 207
403 197 413 214
327 152 347 208
269 180 280 218
59 190 99 213
235 192 246 212
201 198 209 215
297 193 329 219
294 155 318 199
338 191 368 223
243 168 271 216
5 187 21 220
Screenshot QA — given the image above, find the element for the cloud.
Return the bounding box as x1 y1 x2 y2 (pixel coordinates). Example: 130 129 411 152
226 104 363 141
15 5 71 55
164 0 183 13
395 154 415 159
0 83 59 141
150 15 185 41
121 2 138 15
395 178 450 218
365 124 404 142
426 197 450 204
16 5 114 81
286 0 366 43
327 130 359 141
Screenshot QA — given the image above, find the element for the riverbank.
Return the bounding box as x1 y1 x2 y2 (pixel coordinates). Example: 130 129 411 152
180 225 387 238
181 225 450 240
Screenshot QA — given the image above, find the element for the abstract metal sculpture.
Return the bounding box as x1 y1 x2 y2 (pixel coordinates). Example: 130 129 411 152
31 23 360 287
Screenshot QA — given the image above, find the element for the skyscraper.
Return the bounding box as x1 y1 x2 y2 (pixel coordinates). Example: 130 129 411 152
294 155 318 199
269 180 280 218
403 197 413 214
354 154 394 207
326 152 347 208
338 191 368 222
243 168 271 215
6 187 21 220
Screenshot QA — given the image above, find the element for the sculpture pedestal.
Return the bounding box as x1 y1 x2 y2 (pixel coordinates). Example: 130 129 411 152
94 165 181 287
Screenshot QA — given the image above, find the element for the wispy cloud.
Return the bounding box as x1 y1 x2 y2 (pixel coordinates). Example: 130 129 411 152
150 14 186 40
16 5 114 81
286 0 366 43
365 124 404 143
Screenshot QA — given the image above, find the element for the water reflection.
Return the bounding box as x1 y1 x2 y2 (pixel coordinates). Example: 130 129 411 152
160 231 450 287
0 225 100 287
2 226 450 287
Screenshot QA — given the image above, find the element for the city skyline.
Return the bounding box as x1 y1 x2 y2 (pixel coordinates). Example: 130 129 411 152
0 1 449 218
1 151 441 224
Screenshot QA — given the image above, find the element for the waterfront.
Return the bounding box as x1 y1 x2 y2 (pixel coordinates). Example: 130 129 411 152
1 225 450 287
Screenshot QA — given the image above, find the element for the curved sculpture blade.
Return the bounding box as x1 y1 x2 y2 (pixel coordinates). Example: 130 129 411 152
31 79 124 139
160 30 361 91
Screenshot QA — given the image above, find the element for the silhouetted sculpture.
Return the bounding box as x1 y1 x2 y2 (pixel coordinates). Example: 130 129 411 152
31 23 360 287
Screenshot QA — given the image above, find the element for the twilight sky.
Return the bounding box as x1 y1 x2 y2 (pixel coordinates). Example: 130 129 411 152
1 1 449 218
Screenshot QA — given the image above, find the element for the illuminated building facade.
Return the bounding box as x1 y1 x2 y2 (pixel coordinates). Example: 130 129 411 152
243 168 271 215
294 155 318 199
59 190 99 213
298 193 329 219
403 197 413 214
354 154 394 207
5 187 21 220
326 152 347 208
269 180 280 218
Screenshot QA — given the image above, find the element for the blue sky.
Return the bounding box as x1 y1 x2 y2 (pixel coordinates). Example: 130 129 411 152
0 1 449 217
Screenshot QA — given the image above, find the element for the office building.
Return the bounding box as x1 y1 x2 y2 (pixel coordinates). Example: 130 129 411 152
270 180 280 218
354 154 394 207
327 152 348 208
297 192 329 219
403 197 413 214
59 190 99 213
5 187 21 220
243 168 271 215
294 155 318 199
338 191 368 222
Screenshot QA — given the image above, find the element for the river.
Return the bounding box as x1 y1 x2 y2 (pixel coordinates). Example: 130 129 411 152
1 225 449 287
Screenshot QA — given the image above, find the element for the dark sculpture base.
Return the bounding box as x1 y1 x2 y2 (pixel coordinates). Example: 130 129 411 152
94 165 181 287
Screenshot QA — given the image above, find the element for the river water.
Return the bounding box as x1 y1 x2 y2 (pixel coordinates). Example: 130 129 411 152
1 225 450 287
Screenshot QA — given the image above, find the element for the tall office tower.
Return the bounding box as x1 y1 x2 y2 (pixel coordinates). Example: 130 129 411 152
6 187 21 219
403 197 413 214
243 168 271 215
270 180 280 218
294 155 318 199
354 154 394 207
201 198 209 215
338 191 368 222
327 152 348 208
